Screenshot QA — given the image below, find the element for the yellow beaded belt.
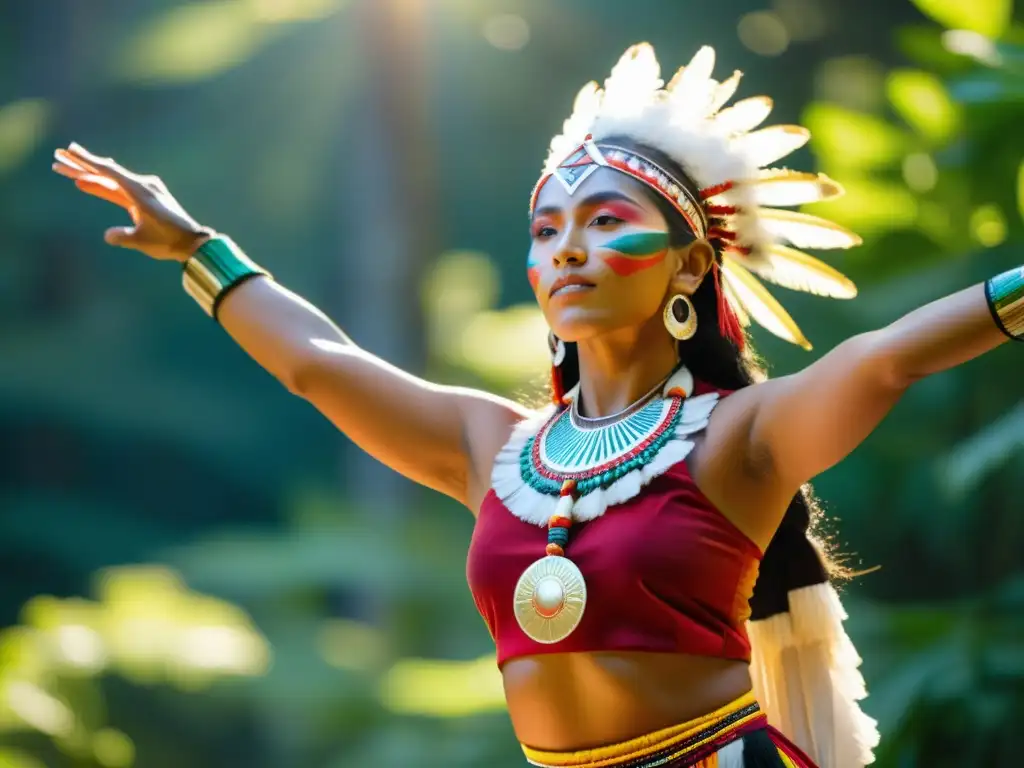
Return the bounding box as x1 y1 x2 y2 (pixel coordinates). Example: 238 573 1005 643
521 692 768 767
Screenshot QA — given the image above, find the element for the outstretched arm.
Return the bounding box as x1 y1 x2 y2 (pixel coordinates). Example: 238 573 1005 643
216 276 529 504
748 276 1019 494
52 143 529 509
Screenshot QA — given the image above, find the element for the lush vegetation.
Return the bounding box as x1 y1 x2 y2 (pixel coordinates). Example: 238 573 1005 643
1 0 1021 765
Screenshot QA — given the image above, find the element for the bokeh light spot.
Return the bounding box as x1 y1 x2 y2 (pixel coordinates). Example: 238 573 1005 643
902 153 938 192
970 204 1007 247
482 14 530 51
738 12 790 57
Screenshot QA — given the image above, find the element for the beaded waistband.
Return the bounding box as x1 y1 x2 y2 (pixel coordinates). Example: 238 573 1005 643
521 692 765 767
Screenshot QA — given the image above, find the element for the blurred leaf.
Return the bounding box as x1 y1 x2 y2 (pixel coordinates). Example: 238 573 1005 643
909 0 1013 39
0 99 51 175
379 655 505 717
0 749 48 768
896 25 978 73
886 69 961 143
937 401 1024 496
456 305 549 385
804 177 918 234
802 104 912 171
91 728 135 768
112 2 268 84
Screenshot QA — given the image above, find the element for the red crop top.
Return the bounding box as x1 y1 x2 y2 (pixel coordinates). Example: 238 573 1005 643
466 385 763 668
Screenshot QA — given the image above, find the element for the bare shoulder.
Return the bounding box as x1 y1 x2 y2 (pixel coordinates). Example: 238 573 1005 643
458 390 536 514
685 383 792 551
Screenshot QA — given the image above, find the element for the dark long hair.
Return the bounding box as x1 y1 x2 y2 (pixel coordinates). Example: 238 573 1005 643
553 136 846 619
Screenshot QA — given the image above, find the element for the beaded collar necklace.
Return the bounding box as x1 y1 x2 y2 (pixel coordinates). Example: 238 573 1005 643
569 373 668 429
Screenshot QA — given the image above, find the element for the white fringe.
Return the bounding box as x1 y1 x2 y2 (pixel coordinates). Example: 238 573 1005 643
490 370 718 526
489 406 556 527
747 583 879 768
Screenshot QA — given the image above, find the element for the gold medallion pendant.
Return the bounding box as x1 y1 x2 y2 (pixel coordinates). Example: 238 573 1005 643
509 372 691 645
513 555 587 644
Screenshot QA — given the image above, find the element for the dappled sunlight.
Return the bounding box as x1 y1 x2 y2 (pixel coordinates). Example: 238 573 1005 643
112 2 265 84
803 104 911 172
5 681 75 737
379 655 506 717
94 567 270 684
4 0 1024 763
0 566 269 765
423 250 549 385
805 177 919 234
112 0 347 84
0 749 47 768
458 306 550 383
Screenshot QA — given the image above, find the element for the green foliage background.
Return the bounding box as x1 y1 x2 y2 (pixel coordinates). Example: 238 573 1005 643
0 0 1022 765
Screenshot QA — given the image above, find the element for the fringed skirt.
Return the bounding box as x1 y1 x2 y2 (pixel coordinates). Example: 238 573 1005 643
520 692 816 768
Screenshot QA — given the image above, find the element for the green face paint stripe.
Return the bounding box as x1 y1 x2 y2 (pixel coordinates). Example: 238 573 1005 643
602 232 670 257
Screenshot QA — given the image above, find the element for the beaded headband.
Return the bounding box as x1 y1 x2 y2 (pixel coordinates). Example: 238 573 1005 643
530 138 708 240
533 43 863 350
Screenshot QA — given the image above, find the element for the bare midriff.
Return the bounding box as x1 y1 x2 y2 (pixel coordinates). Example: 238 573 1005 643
501 650 753 752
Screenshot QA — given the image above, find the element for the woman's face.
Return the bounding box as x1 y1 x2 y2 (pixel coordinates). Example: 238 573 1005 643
528 167 682 342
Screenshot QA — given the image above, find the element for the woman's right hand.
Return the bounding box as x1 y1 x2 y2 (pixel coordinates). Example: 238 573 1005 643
52 142 210 262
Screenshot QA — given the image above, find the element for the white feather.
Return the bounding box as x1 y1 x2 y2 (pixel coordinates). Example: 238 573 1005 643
731 125 811 167
546 82 602 171
721 276 752 327
759 209 863 249
721 259 812 349
713 96 774 135
709 70 743 114
743 170 844 207
602 44 662 121
730 244 857 299
666 46 717 118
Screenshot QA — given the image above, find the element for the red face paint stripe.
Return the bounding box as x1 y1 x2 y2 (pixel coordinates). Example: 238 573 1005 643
603 252 667 276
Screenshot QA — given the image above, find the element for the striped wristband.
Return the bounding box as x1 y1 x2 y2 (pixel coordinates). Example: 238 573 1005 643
985 266 1024 341
182 235 270 320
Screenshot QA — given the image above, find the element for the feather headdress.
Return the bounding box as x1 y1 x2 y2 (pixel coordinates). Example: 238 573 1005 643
531 43 860 350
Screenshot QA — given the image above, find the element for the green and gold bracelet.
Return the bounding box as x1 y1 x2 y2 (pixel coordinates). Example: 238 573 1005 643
182 235 270 320
985 265 1024 341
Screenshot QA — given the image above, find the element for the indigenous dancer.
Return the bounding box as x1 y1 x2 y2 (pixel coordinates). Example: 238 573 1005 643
52 44 1021 768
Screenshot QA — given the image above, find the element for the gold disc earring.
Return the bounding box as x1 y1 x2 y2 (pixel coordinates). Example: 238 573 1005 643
663 294 697 341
